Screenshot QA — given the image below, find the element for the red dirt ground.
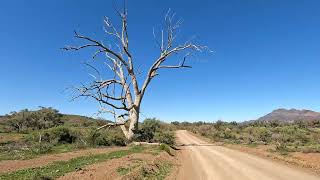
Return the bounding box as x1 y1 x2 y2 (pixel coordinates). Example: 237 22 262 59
0 147 127 173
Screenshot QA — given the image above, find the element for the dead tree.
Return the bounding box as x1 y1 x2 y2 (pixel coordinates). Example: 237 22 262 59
63 6 207 141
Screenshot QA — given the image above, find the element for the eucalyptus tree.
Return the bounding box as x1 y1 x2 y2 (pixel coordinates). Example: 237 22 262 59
64 5 207 140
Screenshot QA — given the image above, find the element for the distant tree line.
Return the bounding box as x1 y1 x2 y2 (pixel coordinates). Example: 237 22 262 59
171 119 320 128
172 119 320 153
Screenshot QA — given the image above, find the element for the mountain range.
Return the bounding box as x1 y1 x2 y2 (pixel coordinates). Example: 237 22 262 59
256 108 320 123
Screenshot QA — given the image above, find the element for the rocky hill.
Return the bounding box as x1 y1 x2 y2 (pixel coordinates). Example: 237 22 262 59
257 108 320 123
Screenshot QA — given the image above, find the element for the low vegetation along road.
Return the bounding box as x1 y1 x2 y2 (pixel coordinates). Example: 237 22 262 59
176 130 320 180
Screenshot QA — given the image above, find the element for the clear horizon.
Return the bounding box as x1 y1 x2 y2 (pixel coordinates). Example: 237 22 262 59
1 0 320 122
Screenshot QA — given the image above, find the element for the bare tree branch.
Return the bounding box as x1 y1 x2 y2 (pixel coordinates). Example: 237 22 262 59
64 4 208 140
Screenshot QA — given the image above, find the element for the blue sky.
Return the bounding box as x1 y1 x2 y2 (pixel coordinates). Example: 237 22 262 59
1 0 320 122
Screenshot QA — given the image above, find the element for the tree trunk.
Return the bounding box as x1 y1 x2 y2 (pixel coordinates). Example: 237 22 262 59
126 106 140 141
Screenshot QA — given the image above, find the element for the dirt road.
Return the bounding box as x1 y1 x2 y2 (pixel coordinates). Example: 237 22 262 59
176 130 320 180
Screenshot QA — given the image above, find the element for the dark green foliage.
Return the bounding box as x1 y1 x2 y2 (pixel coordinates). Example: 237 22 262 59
214 120 224 130
134 118 175 145
87 129 127 146
41 126 81 144
4 107 63 132
0 107 176 161
0 124 127 161
154 131 175 146
140 161 172 179
1 107 113 133
159 144 174 156
134 118 161 142
171 121 180 126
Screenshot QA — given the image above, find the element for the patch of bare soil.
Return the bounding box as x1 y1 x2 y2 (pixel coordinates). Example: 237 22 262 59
226 144 320 174
59 152 177 180
0 147 127 173
291 152 320 171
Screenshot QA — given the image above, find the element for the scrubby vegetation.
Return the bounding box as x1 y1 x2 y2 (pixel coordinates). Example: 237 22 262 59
3 106 319 159
140 161 172 180
134 118 175 146
1 107 63 133
0 145 175 180
0 108 175 161
0 145 145 180
172 120 320 154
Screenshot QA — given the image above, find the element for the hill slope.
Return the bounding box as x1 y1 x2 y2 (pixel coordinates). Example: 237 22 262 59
0 111 111 132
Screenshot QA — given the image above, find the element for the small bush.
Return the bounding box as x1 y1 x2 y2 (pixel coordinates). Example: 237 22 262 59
301 145 320 153
154 131 175 146
134 119 161 142
37 142 54 154
43 126 81 144
33 173 53 180
25 126 83 147
275 142 289 154
87 130 103 146
109 133 127 146
159 144 174 156
87 129 126 147
4 108 63 132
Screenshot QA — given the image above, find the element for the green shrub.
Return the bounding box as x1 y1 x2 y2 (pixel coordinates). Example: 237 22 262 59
87 129 126 147
214 120 224 130
36 142 54 154
87 129 103 146
43 126 81 144
23 126 84 154
299 144 320 153
109 132 127 146
154 131 175 146
159 144 174 156
5 108 63 132
134 118 161 142
254 127 271 143
275 142 289 155
223 128 235 139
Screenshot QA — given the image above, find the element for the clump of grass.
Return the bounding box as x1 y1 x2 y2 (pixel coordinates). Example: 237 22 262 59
141 162 172 180
275 142 289 155
117 161 142 176
118 146 174 179
129 145 145 153
246 143 258 148
117 166 131 175
301 145 320 153
0 146 145 180
0 143 82 161
33 174 53 180
159 144 175 156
